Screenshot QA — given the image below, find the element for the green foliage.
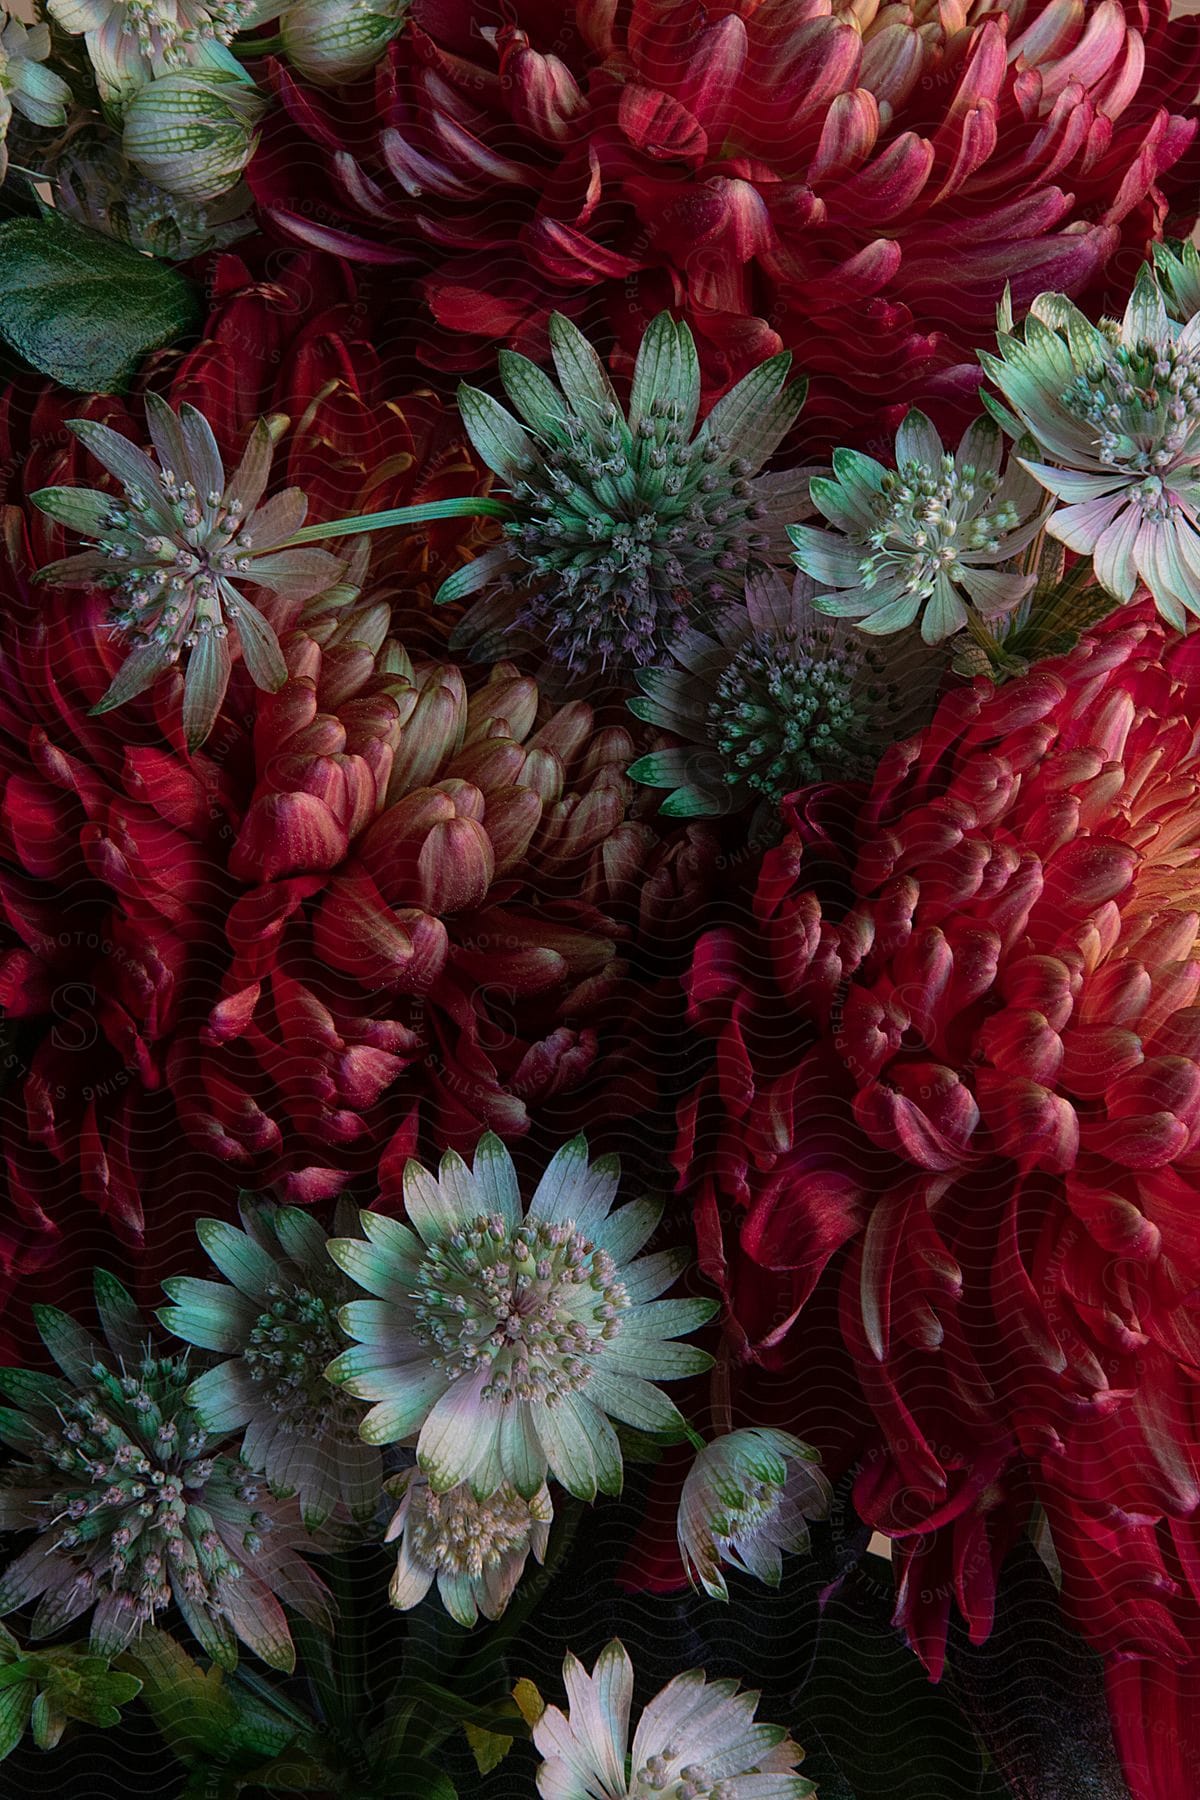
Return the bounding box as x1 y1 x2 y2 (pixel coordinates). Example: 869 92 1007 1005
0 210 199 392
0 1622 141 1758
122 1630 298 1769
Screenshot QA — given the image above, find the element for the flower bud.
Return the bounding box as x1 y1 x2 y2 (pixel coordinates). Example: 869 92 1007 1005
53 124 254 261
123 70 266 202
280 0 409 86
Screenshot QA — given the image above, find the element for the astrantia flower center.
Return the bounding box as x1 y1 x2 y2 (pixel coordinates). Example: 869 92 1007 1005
407 1482 540 1580
33 1354 267 1633
707 627 881 802
112 0 258 60
631 1753 740 1800
99 467 254 659
411 1212 629 1403
710 1475 782 1546
860 456 1018 596
1064 339 1200 474
245 1281 359 1440
509 400 771 671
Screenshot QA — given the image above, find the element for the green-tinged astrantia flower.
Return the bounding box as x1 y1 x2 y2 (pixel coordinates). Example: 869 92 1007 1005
326 1133 717 1503
627 567 940 822
122 68 265 202
981 264 1200 631
159 1200 382 1530
0 1272 333 1672
1154 239 1200 324
33 396 342 748
533 1639 815 1800
281 0 408 84
0 1622 142 1756
0 12 71 184
48 0 273 106
676 1430 830 1605
441 311 811 676
789 411 1046 644
54 123 254 259
384 1468 551 1628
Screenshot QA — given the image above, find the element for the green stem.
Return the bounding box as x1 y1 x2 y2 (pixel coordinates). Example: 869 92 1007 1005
234 33 285 54
230 1663 319 1736
283 497 512 547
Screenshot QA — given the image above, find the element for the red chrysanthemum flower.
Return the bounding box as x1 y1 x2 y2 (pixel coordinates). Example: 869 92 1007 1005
0 289 707 1309
0 503 681 1272
677 608 1200 1698
251 0 1200 446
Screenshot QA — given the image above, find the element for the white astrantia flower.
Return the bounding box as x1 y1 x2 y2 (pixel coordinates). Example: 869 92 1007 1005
627 566 941 823
384 1467 551 1628
788 410 1047 644
677 1430 831 1604
981 262 1200 631
443 310 812 677
32 396 342 748
280 0 408 85
122 67 266 203
48 0 274 106
325 1133 717 1503
0 1271 332 1672
158 1199 382 1530
533 1639 815 1800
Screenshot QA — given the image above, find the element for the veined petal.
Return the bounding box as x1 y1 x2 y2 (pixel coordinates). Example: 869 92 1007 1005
620 1297 719 1339
457 384 537 485
593 1195 664 1262
361 1366 452 1444
67 418 176 532
158 1276 258 1351
1090 500 1143 601
402 1156 468 1244
328 1236 419 1302
224 417 274 517
956 566 1035 618
787 522 863 586
600 1337 714 1380
196 1218 277 1301
621 1246 689 1303
1017 461 1132 504
223 591 287 691
389 1533 436 1611
582 1366 684 1434
182 628 233 750
31 486 121 537
1045 488 1130 555
186 1359 259 1434
243 548 342 601
91 640 176 716
472 1131 522 1232
954 416 1002 483
530 1392 598 1499
895 408 943 468
418 1367 497 1489
498 1401 549 1499
527 1134 593 1226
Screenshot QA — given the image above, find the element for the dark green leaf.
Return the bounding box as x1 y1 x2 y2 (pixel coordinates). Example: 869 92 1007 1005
0 212 200 394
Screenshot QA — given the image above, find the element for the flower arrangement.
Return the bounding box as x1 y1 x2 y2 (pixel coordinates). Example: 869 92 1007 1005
0 5 1198 1796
